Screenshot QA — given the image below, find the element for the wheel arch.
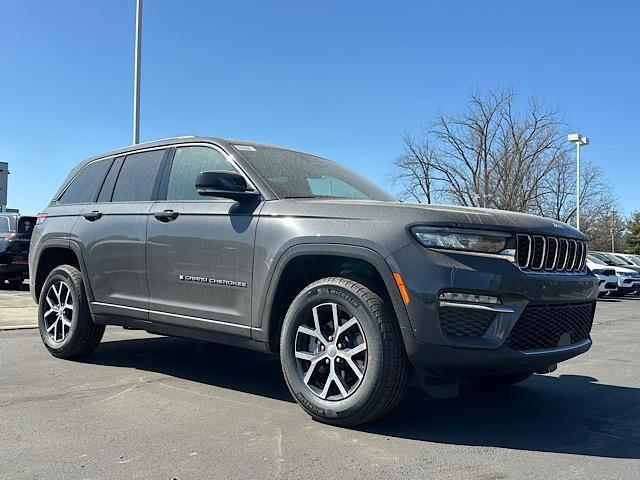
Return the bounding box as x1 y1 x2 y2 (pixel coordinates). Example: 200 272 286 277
255 244 412 353
33 241 93 303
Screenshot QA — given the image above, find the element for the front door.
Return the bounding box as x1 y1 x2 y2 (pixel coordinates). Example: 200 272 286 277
146 144 261 334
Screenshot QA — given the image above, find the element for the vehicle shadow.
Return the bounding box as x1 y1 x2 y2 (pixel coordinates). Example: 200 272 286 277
83 334 640 460
363 374 640 460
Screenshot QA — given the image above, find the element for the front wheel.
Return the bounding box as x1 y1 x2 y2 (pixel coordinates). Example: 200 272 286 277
38 265 104 358
280 277 408 426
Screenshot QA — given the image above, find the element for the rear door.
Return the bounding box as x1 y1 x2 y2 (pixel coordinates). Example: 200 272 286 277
74 148 168 316
146 144 261 333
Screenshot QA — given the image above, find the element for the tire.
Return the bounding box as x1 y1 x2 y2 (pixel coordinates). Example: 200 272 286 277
37 265 105 359
472 372 533 388
280 277 409 426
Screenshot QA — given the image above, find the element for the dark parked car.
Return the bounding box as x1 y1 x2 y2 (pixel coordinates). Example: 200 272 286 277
0 213 35 288
29 137 599 426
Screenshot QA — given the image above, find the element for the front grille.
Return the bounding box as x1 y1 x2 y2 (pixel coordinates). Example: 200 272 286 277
439 307 495 338
604 282 617 289
516 234 586 273
505 302 595 351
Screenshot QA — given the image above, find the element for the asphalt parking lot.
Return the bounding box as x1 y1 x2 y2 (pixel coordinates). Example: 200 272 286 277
1 288 639 479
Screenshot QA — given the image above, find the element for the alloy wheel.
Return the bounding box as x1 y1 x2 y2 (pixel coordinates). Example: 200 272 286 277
43 280 73 343
294 302 368 400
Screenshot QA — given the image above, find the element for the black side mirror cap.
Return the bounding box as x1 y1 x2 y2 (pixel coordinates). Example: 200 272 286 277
195 171 261 202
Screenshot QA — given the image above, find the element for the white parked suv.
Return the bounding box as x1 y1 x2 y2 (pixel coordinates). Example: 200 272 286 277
587 254 640 296
585 260 618 296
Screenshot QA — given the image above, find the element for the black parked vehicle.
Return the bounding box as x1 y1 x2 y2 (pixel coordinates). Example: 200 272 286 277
29 136 599 426
0 213 36 288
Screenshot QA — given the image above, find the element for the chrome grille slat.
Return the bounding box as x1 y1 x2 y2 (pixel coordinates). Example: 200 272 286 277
516 235 586 274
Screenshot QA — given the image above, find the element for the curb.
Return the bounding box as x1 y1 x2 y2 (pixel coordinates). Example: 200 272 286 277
0 324 38 331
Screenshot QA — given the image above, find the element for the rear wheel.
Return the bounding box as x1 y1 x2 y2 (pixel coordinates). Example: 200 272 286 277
280 277 408 426
38 265 104 358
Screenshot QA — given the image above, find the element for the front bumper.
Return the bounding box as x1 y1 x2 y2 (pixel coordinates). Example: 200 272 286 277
597 274 618 293
390 243 598 377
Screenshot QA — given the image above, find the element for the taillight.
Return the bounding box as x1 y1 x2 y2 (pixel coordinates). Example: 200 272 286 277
36 213 48 225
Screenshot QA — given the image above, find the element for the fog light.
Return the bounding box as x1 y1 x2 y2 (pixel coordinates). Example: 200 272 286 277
439 292 500 304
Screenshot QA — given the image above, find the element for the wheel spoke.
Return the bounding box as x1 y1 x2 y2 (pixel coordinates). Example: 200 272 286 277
64 287 71 306
46 319 58 333
330 303 340 337
319 371 333 399
297 325 326 345
344 342 367 358
311 305 322 333
341 355 364 380
295 350 323 362
44 308 57 318
336 317 358 338
61 316 72 328
64 303 73 312
333 370 349 398
52 283 61 302
46 296 55 309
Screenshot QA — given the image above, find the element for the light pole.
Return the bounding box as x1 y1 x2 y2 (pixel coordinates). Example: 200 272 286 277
133 0 143 145
567 133 589 231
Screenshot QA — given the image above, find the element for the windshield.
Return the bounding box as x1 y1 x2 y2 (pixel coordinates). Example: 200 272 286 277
613 254 634 266
628 256 640 266
234 145 396 202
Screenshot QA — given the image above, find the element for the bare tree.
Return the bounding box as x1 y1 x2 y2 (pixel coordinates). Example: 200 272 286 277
392 88 618 237
391 134 439 203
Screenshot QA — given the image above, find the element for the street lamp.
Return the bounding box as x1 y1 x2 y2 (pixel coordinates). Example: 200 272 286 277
133 0 143 145
567 133 589 231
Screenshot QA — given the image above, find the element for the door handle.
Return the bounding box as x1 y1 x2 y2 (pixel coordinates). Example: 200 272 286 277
82 210 103 221
153 210 179 222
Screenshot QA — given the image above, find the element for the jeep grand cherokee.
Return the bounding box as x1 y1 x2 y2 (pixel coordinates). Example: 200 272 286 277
29 136 598 426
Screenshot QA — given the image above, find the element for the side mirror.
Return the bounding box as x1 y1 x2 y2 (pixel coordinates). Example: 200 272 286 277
195 171 261 202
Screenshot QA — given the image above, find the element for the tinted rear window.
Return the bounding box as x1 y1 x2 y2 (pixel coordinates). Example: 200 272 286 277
58 158 112 205
112 150 166 202
18 217 36 237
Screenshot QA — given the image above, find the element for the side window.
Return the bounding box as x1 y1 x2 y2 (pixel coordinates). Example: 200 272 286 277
58 159 112 205
112 150 166 202
166 146 237 201
97 157 124 203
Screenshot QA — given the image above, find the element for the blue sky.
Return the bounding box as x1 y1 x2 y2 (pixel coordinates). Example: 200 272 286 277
1 0 638 215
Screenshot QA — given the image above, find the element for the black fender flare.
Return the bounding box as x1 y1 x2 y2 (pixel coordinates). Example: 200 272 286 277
253 243 413 349
33 239 95 305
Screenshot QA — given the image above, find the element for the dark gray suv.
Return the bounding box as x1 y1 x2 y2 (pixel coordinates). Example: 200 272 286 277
29 136 598 426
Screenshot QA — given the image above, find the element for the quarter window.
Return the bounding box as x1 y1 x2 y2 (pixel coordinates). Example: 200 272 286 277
112 150 166 202
166 146 237 201
58 159 112 204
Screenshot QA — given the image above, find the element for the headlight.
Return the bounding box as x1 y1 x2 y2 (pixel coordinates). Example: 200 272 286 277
620 272 634 277
411 226 516 258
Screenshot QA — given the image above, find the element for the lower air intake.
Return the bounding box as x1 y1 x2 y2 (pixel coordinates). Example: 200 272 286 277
505 302 595 351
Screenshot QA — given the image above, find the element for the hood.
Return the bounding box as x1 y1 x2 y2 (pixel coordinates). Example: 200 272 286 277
271 199 586 240
612 265 640 276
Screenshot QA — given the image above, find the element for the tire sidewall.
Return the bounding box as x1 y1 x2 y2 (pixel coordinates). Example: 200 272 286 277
38 268 81 352
281 281 387 422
